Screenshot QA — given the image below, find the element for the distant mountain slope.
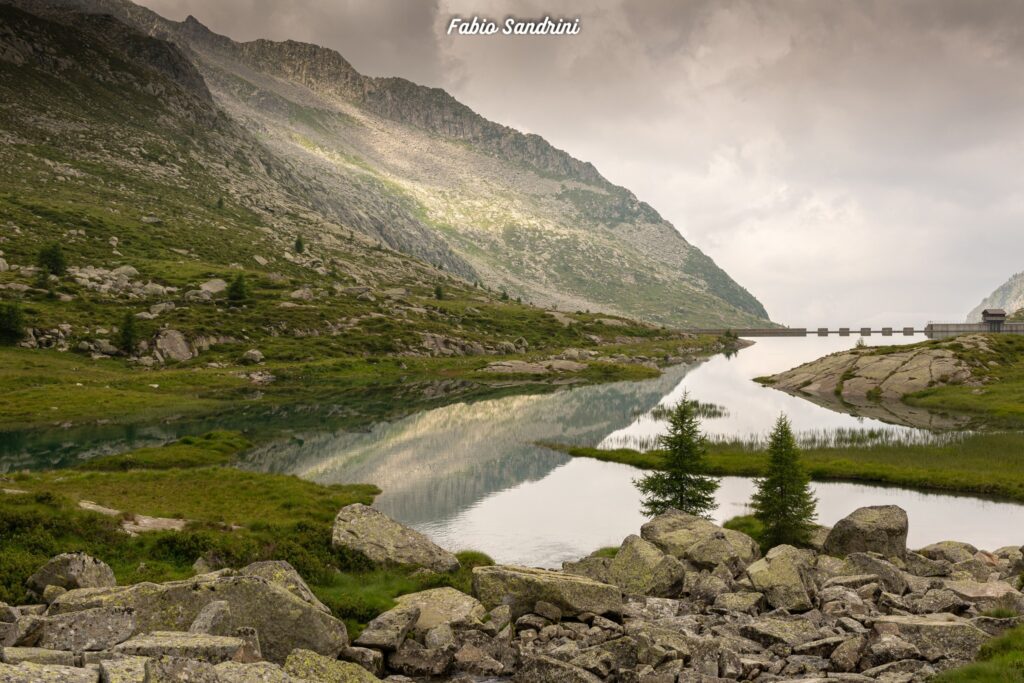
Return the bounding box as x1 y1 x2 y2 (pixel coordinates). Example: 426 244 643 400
967 272 1024 322
7 0 771 327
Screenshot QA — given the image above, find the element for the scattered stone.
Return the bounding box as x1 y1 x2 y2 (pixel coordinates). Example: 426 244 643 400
746 545 816 611
331 504 459 572
393 587 486 632
240 349 264 365
26 553 115 597
354 606 419 651
154 330 191 362
199 279 227 295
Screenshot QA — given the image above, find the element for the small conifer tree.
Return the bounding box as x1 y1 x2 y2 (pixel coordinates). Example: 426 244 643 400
228 273 249 303
118 311 137 354
750 415 818 548
294 236 305 254
0 303 25 343
635 393 720 517
434 284 444 300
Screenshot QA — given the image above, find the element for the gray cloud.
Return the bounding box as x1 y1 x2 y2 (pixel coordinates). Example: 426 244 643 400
138 0 1024 326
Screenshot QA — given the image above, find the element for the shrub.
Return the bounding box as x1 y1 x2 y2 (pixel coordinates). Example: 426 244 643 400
0 303 24 343
294 236 305 254
37 243 67 276
118 311 137 354
434 285 444 300
227 273 249 304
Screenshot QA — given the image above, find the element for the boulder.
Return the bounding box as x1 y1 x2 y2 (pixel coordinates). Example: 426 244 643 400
945 580 1024 613
605 535 685 597
561 556 611 584
873 614 990 661
154 330 191 362
214 661 293 682
919 541 978 565
745 545 816 612
640 511 759 576
823 506 908 559
472 565 622 619
112 631 249 664
739 617 822 647
188 601 231 635
331 504 459 572
393 587 487 632
712 592 764 615
284 648 378 682
48 570 347 664
26 553 115 596
97 655 149 683
240 349 264 365
142 656 218 682
199 279 227 295
0 647 75 666
842 552 909 595
513 654 603 683
238 560 329 614
0 662 98 682
339 646 384 677
386 640 452 677
353 605 419 651
38 606 134 651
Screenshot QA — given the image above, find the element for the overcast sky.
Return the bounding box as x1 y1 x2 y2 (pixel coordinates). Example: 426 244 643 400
137 0 1024 326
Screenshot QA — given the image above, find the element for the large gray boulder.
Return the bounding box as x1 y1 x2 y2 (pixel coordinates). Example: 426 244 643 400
26 553 115 596
112 631 250 664
605 535 685 597
37 606 134 651
332 504 459 573
823 506 908 560
640 511 760 576
746 545 816 612
873 614 990 661
47 568 347 664
353 605 419 651
919 540 978 564
284 649 378 682
472 565 622 619
393 587 487 632
238 560 330 614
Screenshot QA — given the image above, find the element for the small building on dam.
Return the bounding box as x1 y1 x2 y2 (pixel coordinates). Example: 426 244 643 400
925 308 1024 339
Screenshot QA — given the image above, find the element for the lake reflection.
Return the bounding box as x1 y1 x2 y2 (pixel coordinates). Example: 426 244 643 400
236 334 1024 566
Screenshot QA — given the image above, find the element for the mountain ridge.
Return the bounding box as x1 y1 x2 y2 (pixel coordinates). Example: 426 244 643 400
4 0 772 327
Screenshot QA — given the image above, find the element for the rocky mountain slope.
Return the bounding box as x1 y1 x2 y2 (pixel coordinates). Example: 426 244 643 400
967 271 1024 322
5 0 770 328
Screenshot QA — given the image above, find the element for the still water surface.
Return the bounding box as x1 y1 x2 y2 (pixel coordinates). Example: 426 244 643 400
240 335 1024 566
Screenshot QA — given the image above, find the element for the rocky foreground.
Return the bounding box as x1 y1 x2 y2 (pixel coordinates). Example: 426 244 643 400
2 503 1022 682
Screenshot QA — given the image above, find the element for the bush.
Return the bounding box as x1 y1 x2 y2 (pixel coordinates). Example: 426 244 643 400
294 236 305 254
118 311 137 354
37 243 67 276
0 303 24 343
434 285 444 300
227 274 249 304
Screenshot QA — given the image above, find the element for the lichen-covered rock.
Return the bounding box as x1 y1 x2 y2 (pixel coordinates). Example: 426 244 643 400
712 591 764 615
0 647 75 666
640 511 759 576
605 535 685 597
944 580 1024 613
188 601 231 635
918 541 978 565
239 560 330 614
823 506 908 560
214 661 294 682
284 648 378 682
353 605 419 651
154 330 192 362
746 545 816 612
143 655 218 682
96 655 149 683
842 552 909 595
739 617 822 647
873 614 990 662
393 587 487 632
386 639 453 677
472 565 622 619
513 654 602 682
26 553 115 596
38 606 135 651
331 504 459 572
48 570 347 664
111 631 248 664
0 661 98 682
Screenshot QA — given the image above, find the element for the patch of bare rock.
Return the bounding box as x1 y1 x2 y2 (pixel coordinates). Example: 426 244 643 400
3 504 1021 681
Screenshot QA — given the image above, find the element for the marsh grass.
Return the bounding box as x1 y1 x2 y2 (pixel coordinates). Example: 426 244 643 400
554 430 1024 503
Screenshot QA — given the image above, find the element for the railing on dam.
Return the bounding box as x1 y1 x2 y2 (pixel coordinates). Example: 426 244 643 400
684 323 1024 338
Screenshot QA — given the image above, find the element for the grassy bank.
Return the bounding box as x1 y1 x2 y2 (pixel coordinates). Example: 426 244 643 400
936 626 1024 682
555 430 1024 503
0 332 723 432
0 432 490 634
